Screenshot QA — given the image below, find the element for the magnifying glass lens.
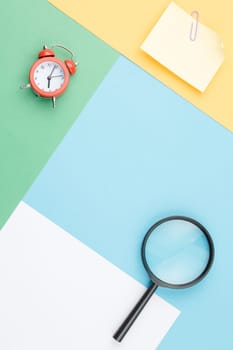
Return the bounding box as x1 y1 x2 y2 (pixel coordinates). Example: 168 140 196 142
145 219 211 285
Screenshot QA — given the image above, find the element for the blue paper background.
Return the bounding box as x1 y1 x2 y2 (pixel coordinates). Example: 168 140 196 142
25 56 233 349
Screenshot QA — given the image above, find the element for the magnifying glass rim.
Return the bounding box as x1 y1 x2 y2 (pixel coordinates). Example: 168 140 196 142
141 216 215 289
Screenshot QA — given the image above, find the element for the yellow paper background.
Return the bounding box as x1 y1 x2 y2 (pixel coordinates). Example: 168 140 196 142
49 0 233 131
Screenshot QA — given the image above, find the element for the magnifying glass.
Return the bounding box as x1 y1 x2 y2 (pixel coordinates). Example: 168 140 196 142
113 216 214 342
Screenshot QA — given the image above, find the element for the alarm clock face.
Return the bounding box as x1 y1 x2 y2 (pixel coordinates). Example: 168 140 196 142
29 57 70 98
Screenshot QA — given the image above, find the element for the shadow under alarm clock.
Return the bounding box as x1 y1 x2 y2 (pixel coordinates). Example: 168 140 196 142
21 44 78 108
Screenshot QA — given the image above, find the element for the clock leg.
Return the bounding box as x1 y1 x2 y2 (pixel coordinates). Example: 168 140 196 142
20 83 31 90
52 97 56 108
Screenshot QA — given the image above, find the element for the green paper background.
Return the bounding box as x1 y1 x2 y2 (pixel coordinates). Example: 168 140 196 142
0 0 119 228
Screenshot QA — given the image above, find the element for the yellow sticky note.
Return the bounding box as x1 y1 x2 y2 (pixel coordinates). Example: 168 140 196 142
49 0 233 132
141 2 224 92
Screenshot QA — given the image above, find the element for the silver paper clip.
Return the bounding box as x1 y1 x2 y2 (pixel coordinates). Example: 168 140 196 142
190 10 199 41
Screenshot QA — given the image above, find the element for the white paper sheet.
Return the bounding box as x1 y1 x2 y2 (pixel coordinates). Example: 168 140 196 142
0 202 179 350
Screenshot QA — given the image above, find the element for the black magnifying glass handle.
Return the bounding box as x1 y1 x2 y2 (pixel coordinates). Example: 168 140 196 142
113 283 158 342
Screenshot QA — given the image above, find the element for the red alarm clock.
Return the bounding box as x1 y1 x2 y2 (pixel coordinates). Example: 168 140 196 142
21 44 78 108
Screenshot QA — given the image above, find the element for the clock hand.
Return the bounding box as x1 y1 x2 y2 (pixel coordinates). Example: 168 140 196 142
47 77 51 88
50 74 64 78
47 64 57 79
47 65 57 88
